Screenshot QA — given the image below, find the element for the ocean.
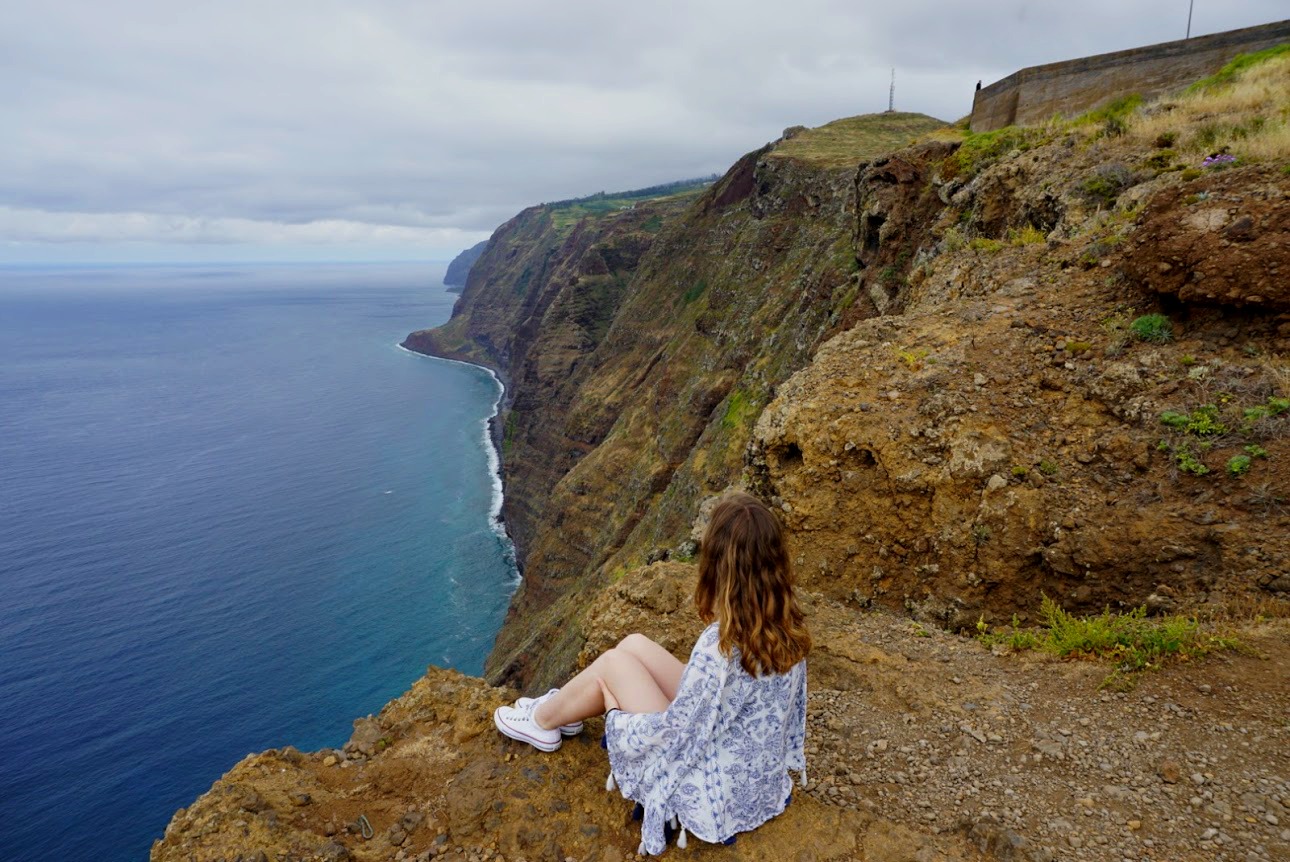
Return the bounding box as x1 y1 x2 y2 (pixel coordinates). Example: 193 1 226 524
0 263 518 862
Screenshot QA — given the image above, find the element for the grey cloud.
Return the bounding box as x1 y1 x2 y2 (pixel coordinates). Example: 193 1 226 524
1 0 1284 258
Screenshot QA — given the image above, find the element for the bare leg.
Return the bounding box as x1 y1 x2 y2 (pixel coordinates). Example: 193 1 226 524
615 633 686 700
533 647 671 730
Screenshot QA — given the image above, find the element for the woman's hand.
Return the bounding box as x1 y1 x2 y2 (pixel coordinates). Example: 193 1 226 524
596 677 620 713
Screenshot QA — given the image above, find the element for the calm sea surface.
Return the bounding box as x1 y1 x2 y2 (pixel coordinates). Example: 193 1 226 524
0 263 517 862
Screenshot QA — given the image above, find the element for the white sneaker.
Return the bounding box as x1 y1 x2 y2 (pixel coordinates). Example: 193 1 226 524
494 702 562 752
516 689 584 736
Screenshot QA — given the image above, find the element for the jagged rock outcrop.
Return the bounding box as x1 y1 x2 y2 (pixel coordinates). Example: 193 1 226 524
152 566 979 862
749 142 1289 626
152 562 1290 862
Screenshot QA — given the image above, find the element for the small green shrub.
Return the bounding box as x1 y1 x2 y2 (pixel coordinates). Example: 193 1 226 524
971 524 991 545
976 595 1242 688
1037 459 1059 477
1160 405 1227 436
976 615 1040 650
969 237 1004 253
1063 340 1093 354
941 226 966 253
1011 465 1028 478
1130 313 1173 343
1142 150 1176 170
1240 397 1290 433
1175 447 1210 475
1007 225 1047 246
1227 455 1253 476
1245 444 1269 459
1179 355 1197 366
1080 163 1135 208
895 347 929 371
1154 131 1178 148
1181 168 1203 181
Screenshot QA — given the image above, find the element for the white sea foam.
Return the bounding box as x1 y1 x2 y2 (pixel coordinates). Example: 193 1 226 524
397 342 520 583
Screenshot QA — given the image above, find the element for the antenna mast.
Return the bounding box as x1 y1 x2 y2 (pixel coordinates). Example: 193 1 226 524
888 68 895 112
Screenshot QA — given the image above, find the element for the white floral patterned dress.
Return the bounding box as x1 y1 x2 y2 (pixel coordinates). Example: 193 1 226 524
603 622 807 855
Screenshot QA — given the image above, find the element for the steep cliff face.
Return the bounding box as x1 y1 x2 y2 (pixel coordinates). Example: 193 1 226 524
405 113 950 690
404 197 682 558
442 240 488 288
412 98 1288 692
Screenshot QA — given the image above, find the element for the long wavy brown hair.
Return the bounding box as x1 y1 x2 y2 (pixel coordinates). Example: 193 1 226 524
695 491 811 676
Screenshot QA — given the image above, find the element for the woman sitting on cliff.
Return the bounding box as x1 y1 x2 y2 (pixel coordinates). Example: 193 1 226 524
493 491 811 855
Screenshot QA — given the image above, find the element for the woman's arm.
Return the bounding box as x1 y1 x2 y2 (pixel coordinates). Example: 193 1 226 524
596 677 620 712
787 661 808 785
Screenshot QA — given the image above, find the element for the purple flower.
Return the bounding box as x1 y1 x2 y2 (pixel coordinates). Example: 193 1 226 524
1202 153 1237 168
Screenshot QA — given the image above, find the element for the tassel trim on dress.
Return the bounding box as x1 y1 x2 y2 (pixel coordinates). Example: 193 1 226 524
605 770 616 792
799 767 808 787
669 816 687 849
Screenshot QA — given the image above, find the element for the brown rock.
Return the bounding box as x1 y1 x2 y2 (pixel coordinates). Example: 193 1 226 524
321 840 352 861
1123 167 1290 309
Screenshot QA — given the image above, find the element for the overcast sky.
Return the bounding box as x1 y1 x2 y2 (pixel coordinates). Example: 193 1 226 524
1 1 1284 262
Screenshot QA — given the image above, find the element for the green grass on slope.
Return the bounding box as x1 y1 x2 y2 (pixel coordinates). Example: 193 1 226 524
1187 43 1290 92
768 112 949 167
546 177 717 234
976 595 1245 690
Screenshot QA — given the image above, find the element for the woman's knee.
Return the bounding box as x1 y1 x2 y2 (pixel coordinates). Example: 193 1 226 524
598 647 632 671
595 646 639 670
618 632 655 653
597 647 651 682
591 646 622 669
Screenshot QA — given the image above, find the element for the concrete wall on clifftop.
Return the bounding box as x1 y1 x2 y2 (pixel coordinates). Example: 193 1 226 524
970 20 1290 132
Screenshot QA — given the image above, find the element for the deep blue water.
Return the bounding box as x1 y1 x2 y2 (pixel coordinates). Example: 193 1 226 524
0 263 517 862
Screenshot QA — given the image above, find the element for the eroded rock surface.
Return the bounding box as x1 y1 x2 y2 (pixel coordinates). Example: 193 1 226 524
153 564 1289 862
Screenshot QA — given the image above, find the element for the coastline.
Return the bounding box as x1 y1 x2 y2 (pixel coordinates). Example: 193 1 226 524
395 343 519 583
